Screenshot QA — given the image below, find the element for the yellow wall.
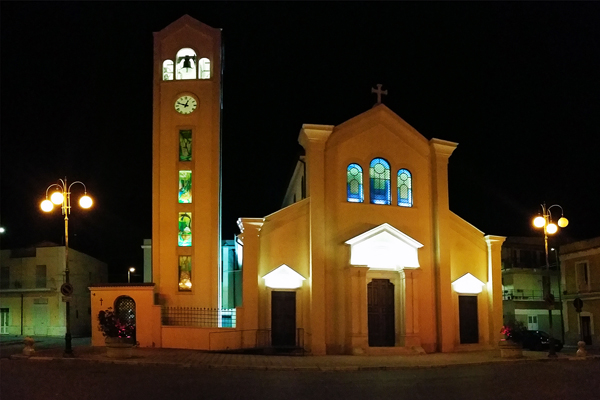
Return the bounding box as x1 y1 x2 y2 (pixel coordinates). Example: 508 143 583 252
89 285 160 348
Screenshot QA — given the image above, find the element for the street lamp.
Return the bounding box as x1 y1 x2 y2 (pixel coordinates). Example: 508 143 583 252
532 203 568 358
128 267 135 283
40 177 93 357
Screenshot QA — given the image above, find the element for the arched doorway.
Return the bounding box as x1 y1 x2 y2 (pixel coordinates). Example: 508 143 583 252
114 296 136 343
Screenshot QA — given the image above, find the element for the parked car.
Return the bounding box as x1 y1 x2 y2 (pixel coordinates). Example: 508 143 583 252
520 330 563 351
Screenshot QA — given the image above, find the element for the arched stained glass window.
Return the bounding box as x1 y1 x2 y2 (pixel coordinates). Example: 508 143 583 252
162 60 174 81
176 48 197 80
347 163 363 203
199 58 211 79
397 169 413 207
370 158 391 205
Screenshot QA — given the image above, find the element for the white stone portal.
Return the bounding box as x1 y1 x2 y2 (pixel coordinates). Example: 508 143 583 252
345 223 423 270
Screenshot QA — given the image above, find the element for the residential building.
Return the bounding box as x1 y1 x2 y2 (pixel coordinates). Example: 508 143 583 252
0 242 107 336
560 236 600 348
501 237 562 335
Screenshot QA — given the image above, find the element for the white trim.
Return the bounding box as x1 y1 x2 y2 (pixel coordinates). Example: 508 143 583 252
514 309 561 316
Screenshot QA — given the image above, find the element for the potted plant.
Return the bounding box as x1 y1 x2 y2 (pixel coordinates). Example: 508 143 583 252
97 308 135 359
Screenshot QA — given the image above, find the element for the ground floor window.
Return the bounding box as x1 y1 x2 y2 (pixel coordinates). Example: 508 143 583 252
0 308 8 334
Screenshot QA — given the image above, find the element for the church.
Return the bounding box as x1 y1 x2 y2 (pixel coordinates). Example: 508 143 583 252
90 15 505 355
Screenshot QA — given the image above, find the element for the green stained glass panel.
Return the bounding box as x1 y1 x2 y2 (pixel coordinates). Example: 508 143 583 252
179 130 192 161
178 212 192 246
178 256 192 291
179 170 192 203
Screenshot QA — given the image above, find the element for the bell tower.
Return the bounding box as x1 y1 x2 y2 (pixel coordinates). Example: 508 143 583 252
152 15 222 307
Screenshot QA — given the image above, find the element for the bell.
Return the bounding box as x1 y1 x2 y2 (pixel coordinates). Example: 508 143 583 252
182 57 192 69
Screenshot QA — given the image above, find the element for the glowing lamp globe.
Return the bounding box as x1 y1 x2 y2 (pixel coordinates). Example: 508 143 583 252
546 223 558 234
79 195 93 209
558 217 569 228
50 191 64 205
533 216 545 228
41 199 54 212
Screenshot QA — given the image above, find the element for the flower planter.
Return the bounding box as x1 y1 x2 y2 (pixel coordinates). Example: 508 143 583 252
498 339 523 358
105 337 134 359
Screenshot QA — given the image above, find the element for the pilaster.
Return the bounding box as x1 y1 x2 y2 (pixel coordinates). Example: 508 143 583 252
346 266 369 354
401 268 422 347
429 138 457 352
485 235 506 346
298 124 334 355
237 218 264 332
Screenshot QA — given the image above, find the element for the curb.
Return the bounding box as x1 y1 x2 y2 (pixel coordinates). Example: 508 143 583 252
7 353 598 371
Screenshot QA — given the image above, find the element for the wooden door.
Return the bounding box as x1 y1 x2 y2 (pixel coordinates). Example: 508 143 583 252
581 316 592 345
459 295 479 344
368 279 395 347
271 291 296 347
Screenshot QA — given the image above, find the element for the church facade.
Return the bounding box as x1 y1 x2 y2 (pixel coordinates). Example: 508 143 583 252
90 15 505 355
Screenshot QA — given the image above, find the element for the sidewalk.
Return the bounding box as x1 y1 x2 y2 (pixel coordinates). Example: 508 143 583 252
8 342 599 371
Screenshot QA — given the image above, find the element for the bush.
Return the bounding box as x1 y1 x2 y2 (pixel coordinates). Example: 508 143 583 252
501 319 528 343
97 308 134 338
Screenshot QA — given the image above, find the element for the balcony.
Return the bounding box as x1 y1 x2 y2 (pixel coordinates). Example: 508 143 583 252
502 289 559 301
0 278 57 293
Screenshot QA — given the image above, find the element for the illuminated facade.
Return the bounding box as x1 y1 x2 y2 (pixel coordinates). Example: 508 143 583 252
240 109 506 355
90 15 506 354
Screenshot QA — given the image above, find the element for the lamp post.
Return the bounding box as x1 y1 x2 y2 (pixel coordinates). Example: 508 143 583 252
128 267 135 283
532 203 568 358
551 247 566 345
40 178 93 357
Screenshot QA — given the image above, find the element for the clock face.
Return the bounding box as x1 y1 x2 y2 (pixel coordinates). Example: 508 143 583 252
174 95 198 114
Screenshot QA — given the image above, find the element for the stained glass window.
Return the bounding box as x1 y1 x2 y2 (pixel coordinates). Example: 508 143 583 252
176 48 197 80
178 256 192 291
199 58 211 79
347 163 363 203
162 59 174 81
179 130 192 161
370 158 391 205
179 170 192 203
397 169 413 207
178 212 192 247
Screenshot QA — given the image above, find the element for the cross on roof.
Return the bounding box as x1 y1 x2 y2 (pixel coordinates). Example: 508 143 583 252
371 84 388 105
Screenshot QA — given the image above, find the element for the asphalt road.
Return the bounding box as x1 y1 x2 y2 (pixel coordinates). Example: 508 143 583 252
2 358 599 400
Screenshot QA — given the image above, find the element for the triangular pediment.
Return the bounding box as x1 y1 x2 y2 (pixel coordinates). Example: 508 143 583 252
326 104 431 158
263 264 306 289
154 14 219 39
345 223 423 270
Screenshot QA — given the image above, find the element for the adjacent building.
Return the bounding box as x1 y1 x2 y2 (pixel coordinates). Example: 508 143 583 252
560 236 600 348
0 242 107 336
501 237 562 335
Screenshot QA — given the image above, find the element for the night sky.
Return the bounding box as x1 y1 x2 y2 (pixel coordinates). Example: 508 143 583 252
1 2 599 281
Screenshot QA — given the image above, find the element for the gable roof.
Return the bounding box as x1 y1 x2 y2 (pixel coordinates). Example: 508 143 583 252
325 104 431 157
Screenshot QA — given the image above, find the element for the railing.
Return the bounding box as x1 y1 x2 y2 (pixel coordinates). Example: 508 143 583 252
161 307 236 328
502 289 558 300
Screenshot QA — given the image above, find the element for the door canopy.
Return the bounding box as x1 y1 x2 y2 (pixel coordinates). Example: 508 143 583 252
345 223 423 270
263 264 306 289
